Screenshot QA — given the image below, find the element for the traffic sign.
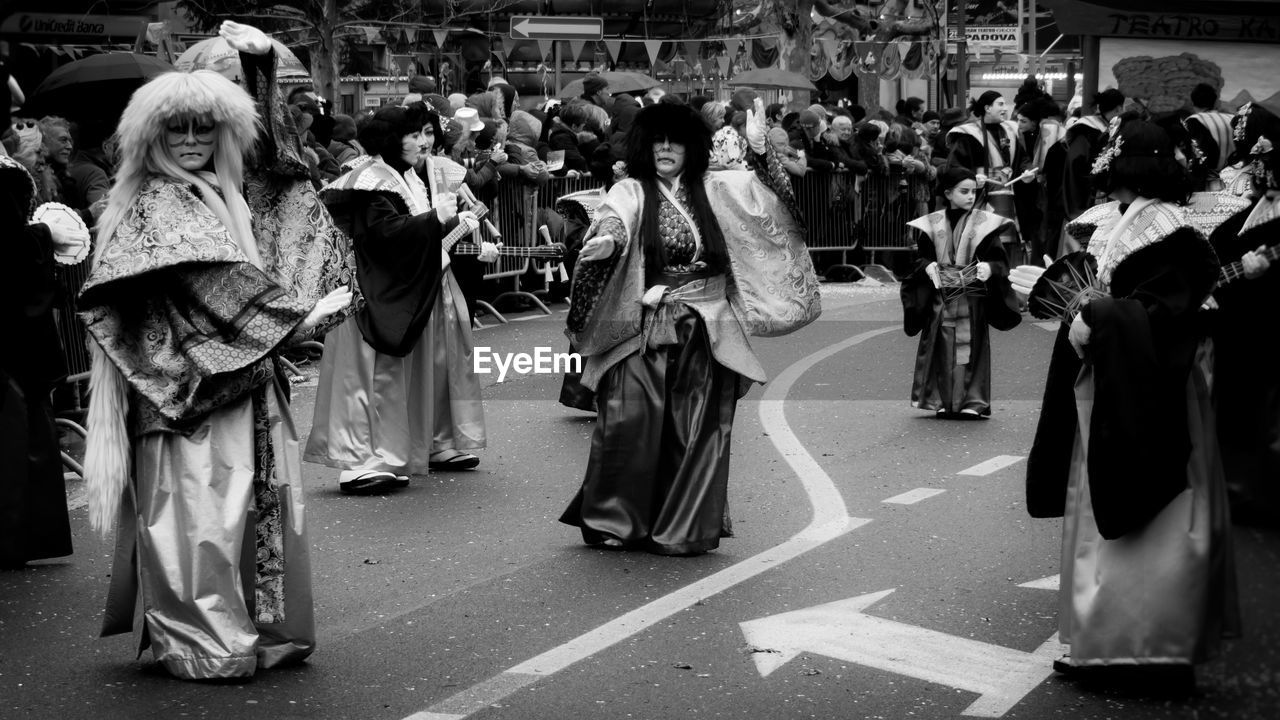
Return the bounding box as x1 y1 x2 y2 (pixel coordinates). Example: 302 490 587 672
509 16 603 41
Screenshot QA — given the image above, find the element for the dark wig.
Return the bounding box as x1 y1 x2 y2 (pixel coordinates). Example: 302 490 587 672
406 100 446 152
1092 119 1191 203
937 166 977 196
624 102 728 275
969 91 1002 119
358 102 429 170
1230 103 1280 190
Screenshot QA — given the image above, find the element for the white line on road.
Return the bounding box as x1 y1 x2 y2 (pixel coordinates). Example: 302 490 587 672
883 488 947 505
1034 321 1058 332
957 455 1026 476
1018 574 1060 591
400 326 896 720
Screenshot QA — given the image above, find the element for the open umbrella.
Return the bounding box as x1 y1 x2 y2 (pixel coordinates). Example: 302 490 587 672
175 36 310 79
727 68 817 91
25 53 173 120
557 71 659 99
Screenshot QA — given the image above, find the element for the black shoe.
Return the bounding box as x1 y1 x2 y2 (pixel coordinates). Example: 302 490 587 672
339 471 405 495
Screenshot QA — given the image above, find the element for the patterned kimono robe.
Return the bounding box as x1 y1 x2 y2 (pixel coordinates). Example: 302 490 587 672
78 177 316 680
1025 199 1239 668
900 208 1021 416
946 120 1023 252
560 152 819 556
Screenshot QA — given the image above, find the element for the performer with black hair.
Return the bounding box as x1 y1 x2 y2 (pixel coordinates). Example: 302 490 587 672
305 103 486 493
946 91 1023 259
1061 89 1125 225
1013 119 1238 680
901 167 1021 419
1183 83 1237 192
560 101 820 556
77 68 351 679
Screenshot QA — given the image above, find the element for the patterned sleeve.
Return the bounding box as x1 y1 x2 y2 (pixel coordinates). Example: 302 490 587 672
747 141 805 229
240 50 310 179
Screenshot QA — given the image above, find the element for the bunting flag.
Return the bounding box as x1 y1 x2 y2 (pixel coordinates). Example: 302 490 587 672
405 28 417 44
818 37 839 65
728 38 743 58
853 41 880 77
363 26 379 44
901 42 927 80
644 39 663 67
415 52 432 73
568 39 586 61
604 39 622 63
716 55 731 76
750 37 778 68
878 40 902 80
433 29 449 47
500 36 518 58
537 38 554 60
683 40 700 60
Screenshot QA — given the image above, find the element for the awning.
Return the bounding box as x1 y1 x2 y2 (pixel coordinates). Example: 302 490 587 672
1040 0 1280 42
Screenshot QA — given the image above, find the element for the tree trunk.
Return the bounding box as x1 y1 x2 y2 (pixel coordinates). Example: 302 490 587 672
310 0 340 106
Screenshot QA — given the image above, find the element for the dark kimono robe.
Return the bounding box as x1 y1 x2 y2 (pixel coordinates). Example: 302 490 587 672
1024 200 1238 667
945 121 1023 253
1208 194 1280 519
1061 116 1108 221
0 153 73 568
900 208 1021 416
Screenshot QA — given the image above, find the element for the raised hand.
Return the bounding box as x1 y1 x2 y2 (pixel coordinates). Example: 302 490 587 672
455 210 480 235
218 20 272 56
434 191 458 224
744 98 768 155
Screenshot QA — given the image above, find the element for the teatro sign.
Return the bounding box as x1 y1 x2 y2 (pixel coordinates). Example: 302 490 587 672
1041 0 1280 42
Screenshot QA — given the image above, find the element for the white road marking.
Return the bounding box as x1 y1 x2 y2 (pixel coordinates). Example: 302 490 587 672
1018 574 1060 591
957 455 1026 476
1034 321 1058 332
883 487 946 505
740 589 1066 718
399 326 896 720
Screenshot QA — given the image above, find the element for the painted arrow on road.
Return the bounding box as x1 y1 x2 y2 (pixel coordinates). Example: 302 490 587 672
739 589 1065 718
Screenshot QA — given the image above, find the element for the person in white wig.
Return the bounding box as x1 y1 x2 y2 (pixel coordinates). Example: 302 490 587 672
77 67 351 680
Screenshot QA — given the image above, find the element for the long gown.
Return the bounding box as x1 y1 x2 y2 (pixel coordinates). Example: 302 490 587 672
1026 199 1240 669
900 208 1022 416
0 153 73 568
560 156 819 555
79 177 316 679
306 155 466 477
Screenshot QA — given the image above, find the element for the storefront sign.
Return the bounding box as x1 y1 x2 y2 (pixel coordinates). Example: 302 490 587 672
947 25 1020 49
0 13 147 39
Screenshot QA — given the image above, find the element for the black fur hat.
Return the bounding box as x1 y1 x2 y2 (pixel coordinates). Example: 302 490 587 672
625 102 713 181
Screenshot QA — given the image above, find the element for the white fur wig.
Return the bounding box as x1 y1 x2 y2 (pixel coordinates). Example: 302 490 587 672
84 69 261 534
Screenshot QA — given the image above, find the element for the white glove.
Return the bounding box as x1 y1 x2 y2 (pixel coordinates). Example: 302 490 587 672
641 284 669 309
46 222 90 256
434 192 458 224
925 261 941 289
1067 312 1091 358
1243 245 1271 279
300 286 353 333
477 241 500 263
579 234 616 262
975 262 992 281
744 98 768 155
1201 294 1219 311
1009 264 1046 298
455 210 480 235
218 20 272 55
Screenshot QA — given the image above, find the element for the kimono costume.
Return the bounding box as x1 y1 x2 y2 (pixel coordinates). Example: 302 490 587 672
78 177 317 679
1 153 73 567
1207 192 1280 519
1061 115 1109 221
946 120 1023 254
306 155 482 477
900 208 1021 416
1025 199 1240 669
560 154 820 555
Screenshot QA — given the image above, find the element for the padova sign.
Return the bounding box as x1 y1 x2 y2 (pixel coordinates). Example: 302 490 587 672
509 16 603 41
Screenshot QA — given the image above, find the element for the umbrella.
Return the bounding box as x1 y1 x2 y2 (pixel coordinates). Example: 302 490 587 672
25 53 173 119
174 36 310 79
727 68 817 91
557 71 659 100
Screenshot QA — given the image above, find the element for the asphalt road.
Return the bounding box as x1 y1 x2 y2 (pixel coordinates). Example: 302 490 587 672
2 282 1277 720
